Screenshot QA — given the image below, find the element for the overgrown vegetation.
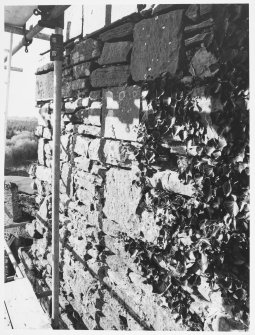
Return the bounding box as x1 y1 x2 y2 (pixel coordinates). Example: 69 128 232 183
124 6 249 330
5 119 38 169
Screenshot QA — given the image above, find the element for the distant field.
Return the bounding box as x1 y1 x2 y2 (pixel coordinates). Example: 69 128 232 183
4 176 35 195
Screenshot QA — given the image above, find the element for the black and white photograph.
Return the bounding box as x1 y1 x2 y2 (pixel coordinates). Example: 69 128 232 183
2 1 252 332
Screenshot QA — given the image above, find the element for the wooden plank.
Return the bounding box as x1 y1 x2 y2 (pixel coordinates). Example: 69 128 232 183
4 277 52 329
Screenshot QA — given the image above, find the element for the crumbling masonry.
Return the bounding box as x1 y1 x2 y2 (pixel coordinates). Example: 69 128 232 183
24 4 249 331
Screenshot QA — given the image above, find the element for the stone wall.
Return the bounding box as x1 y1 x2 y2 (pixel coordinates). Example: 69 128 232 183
27 4 249 331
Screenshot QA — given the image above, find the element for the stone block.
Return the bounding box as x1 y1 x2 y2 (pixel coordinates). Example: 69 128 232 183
131 10 184 81
73 135 91 157
103 168 142 225
36 62 54 74
86 103 102 126
43 127 52 140
98 41 133 65
90 65 130 88
4 182 22 222
60 162 72 196
149 170 196 197
189 47 218 79
103 139 138 167
99 22 135 42
74 156 92 172
77 124 101 137
38 138 45 166
71 78 90 92
102 85 140 141
62 67 72 77
73 62 97 79
89 90 101 102
35 166 52 183
36 71 54 101
185 4 199 21
35 125 43 137
62 75 73 98
71 38 102 64
60 134 72 161
87 138 101 161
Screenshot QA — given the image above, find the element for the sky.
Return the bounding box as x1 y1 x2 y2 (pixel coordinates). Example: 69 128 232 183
3 4 137 118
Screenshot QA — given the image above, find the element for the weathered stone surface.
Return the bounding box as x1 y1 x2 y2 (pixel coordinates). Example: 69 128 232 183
77 124 101 137
36 62 54 74
4 182 22 223
71 78 90 92
152 4 186 15
74 156 91 172
73 135 91 157
131 10 184 81
36 166 52 183
36 71 54 101
73 62 97 79
60 134 72 161
98 41 133 65
185 31 214 48
62 67 72 77
86 103 102 126
90 65 130 88
99 22 135 42
62 75 73 98
43 127 52 140
35 125 44 137
103 139 138 167
149 170 196 197
185 4 199 21
189 47 218 79
184 18 214 33
60 162 72 196
103 168 142 224
200 4 213 16
38 138 45 165
71 38 102 65
102 85 140 141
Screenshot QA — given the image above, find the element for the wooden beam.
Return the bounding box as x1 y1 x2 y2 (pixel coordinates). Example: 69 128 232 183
4 65 23 72
5 221 29 230
4 240 23 279
5 24 50 41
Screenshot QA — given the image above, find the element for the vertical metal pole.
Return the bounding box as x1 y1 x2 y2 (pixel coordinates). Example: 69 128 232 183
51 27 63 329
5 33 13 143
105 5 112 27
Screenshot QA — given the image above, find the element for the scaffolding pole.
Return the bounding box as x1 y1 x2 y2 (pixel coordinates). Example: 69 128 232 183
4 33 13 143
105 5 112 26
51 26 63 330
4 5 69 63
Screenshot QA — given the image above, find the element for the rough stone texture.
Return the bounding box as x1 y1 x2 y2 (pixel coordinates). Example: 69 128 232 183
43 127 52 140
77 124 101 137
149 170 196 197
71 38 102 65
35 166 52 183
99 22 135 42
36 71 54 101
62 76 73 98
102 86 140 141
61 134 72 162
98 41 133 65
35 125 44 137
185 4 199 22
38 138 45 166
86 103 102 126
60 162 72 196
71 78 90 92
189 47 218 79
73 62 97 79
4 182 23 224
131 10 184 81
91 65 130 88
103 140 138 167
36 62 54 74
103 168 142 225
